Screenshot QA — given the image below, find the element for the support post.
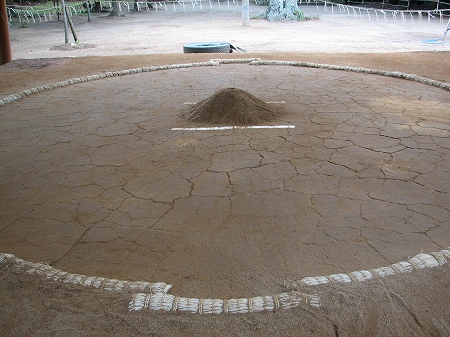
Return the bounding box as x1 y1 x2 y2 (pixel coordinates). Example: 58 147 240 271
61 0 70 44
66 6 78 42
0 0 12 65
86 0 91 22
242 0 249 26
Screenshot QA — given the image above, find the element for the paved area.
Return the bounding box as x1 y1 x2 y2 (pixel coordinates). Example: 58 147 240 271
1 60 449 298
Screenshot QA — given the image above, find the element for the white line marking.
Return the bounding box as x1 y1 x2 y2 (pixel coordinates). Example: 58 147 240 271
183 101 286 105
172 125 295 131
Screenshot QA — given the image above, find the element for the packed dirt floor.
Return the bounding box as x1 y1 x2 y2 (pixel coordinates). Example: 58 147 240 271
1 2 450 336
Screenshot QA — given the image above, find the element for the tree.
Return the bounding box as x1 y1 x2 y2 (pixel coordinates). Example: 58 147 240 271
60 0 71 44
264 0 306 21
109 1 120 16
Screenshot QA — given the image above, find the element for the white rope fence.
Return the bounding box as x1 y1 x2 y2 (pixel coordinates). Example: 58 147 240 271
7 3 85 24
321 1 450 23
6 0 449 23
121 0 243 12
6 0 242 22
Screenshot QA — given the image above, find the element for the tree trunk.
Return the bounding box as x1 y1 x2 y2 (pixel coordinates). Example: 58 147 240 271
109 1 120 16
265 0 305 21
86 0 91 22
61 0 71 44
65 6 78 43
53 0 60 20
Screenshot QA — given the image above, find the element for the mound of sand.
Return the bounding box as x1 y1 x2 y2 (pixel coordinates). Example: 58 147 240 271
180 88 285 125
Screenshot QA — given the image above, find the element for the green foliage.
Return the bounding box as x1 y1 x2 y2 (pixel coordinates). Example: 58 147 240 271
257 8 312 21
258 0 314 22
290 8 305 20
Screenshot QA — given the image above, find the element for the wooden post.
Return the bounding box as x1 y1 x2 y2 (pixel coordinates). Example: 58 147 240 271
65 6 78 42
0 0 12 65
242 0 249 27
61 0 70 44
86 0 91 22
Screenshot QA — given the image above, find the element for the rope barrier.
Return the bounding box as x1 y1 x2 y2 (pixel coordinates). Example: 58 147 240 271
6 1 243 21
7 4 82 24
321 1 450 23
7 0 448 23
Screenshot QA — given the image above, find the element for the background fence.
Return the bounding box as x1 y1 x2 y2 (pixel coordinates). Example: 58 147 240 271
6 0 450 24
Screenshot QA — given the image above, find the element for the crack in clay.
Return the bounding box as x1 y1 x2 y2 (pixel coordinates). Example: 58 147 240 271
1 59 449 315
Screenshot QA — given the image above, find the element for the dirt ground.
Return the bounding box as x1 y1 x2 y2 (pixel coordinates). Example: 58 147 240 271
1 3 450 336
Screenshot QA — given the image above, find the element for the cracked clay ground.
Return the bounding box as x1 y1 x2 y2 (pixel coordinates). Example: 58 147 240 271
1 62 449 299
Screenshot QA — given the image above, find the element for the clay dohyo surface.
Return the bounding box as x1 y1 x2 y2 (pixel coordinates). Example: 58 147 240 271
0 4 450 336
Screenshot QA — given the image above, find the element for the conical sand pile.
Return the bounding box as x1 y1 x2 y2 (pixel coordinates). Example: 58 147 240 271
180 88 285 125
